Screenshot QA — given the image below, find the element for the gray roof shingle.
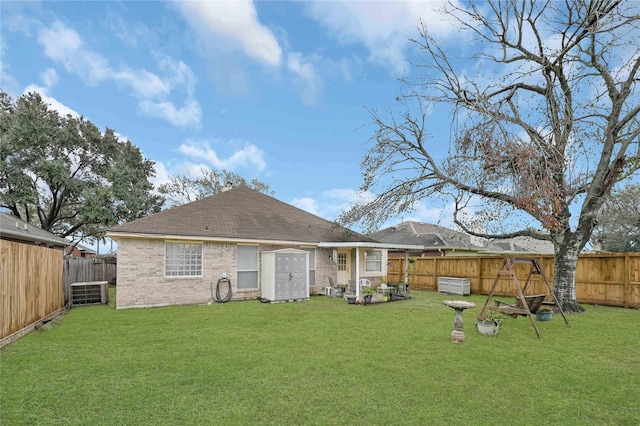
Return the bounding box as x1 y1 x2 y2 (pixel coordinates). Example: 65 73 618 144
0 212 70 247
370 221 484 250
108 186 374 244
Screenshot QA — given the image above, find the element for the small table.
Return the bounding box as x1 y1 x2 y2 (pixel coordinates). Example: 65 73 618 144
442 300 476 344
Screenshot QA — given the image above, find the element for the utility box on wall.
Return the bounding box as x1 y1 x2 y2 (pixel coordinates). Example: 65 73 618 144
437 277 471 296
261 249 309 302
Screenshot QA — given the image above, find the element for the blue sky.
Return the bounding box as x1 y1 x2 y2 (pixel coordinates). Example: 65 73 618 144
1 0 462 243
5 1 637 255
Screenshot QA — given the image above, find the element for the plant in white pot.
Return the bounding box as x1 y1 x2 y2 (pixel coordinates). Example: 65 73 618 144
476 310 503 336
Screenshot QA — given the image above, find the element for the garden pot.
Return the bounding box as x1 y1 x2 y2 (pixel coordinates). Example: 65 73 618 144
335 288 344 298
476 319 501 336
363 295 372 305
535 310 553 321
347 296 357 304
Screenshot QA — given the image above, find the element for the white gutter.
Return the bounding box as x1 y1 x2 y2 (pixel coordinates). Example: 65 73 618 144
318 242 424 250
108 231 325 247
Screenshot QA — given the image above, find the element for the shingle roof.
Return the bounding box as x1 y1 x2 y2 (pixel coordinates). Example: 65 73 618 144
108 186 374 244
0 212 70 247
489 236 554 254
370 221 484 250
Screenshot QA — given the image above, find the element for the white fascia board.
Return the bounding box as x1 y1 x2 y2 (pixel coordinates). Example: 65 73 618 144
107 231 319 247
318 242 425 250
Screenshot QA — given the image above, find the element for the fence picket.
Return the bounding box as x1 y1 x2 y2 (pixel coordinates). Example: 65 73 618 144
388 254 640 308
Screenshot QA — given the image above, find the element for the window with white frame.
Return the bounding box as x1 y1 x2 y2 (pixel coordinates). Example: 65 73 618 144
301 248 316 287
337 253 347 271
165 242 203 277
364 249 383 273
237 245 259 290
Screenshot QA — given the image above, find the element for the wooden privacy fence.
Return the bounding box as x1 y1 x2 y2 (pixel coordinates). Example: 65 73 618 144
388 253 640 308
63 257 116 305
1 241 64 344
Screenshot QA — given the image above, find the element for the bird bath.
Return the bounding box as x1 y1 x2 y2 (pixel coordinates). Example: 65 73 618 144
442 300 476 343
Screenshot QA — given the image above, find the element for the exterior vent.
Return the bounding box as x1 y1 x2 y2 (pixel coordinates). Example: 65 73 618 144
71 281 109 306
437 277 471 296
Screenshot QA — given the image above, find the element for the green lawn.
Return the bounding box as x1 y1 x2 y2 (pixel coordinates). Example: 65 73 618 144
1 289 639 425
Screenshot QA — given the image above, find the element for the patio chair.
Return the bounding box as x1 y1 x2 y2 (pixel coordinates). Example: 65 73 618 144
325 276 337 296
359 278 371 291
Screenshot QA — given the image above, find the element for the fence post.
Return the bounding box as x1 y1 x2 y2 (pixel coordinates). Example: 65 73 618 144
624 255 630 309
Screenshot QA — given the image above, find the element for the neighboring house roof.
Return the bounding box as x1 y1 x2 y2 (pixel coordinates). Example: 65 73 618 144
108 186 377 244
66 242 97 255
0 212 70 248
489 236 555 255
370 221 485 252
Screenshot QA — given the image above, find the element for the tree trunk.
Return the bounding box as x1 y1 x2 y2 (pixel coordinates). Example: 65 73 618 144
552 246 586 313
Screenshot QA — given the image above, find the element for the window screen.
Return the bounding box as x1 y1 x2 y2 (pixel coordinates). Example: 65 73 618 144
364 249 382 273
237 245 259 290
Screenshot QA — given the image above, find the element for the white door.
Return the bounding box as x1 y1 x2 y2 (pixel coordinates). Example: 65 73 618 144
337 249 351 286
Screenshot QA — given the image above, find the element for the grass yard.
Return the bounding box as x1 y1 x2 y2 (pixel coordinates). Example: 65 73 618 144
1 289 639 425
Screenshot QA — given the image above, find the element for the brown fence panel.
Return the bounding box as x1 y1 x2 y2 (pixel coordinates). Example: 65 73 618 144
63 257 117 305
390 253 640 308
1 241 63 341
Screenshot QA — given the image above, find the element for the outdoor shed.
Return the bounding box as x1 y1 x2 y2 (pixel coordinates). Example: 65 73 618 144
261 249 309 302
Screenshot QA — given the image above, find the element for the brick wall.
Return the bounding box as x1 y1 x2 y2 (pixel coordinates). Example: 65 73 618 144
116 239 333 308
116 238 260 309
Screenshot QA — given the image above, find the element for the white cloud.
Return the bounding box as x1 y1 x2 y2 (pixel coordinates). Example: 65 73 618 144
113 67 169 99
0 40 20 96
178 140 266 172
305 1 460 74
176 0 282 67
290 197 319 215
287 52 323 105
22 84 79 117
36 20 201 127
107 12 157 47
149 160 171 188
39 68 58 88
139 99 202 128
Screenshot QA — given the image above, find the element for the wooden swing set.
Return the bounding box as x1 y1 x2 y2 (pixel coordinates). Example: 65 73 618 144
478 257 571 338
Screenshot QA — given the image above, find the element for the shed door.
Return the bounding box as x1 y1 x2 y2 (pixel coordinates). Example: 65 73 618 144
275 253 307 300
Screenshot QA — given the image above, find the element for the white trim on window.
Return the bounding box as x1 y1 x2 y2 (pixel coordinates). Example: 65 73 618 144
237 245 259 290
364 249 383 273
300 247 316 287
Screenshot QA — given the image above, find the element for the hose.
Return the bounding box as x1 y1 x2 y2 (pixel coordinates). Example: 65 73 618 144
212 276 232 303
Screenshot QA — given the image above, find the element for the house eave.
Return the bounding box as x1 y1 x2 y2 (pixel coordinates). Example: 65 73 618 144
107 231 323 247
318 242 425 250
0 229 70 248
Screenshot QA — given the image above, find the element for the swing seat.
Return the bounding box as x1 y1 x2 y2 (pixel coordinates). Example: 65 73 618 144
492 294 547 317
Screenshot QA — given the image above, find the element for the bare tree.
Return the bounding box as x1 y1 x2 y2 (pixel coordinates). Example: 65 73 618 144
339 0 640 313
158 167 273 207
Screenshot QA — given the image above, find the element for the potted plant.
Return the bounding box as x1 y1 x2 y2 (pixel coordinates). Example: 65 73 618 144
361 286 375 305
346 294 357 304
535 308 553 321
476 311 502 336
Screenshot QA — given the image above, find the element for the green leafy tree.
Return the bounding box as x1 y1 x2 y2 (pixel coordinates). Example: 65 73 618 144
158 167 273 207
0 91 164 243
592 183 640 252
339 1 640 313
